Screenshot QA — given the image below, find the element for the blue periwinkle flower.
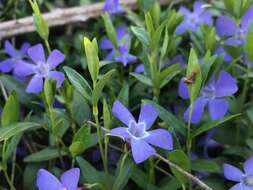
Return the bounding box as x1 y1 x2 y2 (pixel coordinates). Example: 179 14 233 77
14 44 65 94
36 168 80 190
110 100 173 163
224 156 253 190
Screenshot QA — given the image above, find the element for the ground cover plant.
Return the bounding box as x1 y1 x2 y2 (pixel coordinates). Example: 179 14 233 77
1 0 253 189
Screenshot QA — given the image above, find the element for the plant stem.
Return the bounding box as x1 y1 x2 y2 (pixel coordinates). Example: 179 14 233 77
240 66 250 111
0 79 8 101
3 167 16 190
155 154 213 190
186 102 194 190
93 106 108 173
186 102 193 157
11 147 17 184
2 141 16 190
44 39 51 53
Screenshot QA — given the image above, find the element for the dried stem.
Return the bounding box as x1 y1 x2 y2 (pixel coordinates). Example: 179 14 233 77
155 153 213 190
0 0 172 39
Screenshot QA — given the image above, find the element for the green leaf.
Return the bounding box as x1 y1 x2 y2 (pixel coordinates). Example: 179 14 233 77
71 90 91 126
168 150 191 186
200 51 217 85
0 122 40 142
130 167 150 189
131 26 150 47
244 23 253 61
191 114 241 138
92 69 115 106
145 13 155 37
63 66 92 102
103 99 111 130
73 125 91 142
187 48 202 103
112 157 134 190
29 0 49 40
76 157 103 185
201 25 217 51
4 134 22 161
223 0 234 13
144 100 186 135
23 164 41 190
43 79 56 108
191 159 221 173
24 148 67 162
1 92 19 127
130 73 152 86
150 20 166 52
69 142 86 158
102 13 118 49
159 64 181 88
83 37 100 84
150 2 161 27
0 75 34 106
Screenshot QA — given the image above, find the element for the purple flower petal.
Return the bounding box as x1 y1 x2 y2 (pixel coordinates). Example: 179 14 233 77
178 78 189 99
112 100 135 126
104 0 123 14
28 44 46 63
134 64 144 73
20 42 31 55
214 71 238 97
47 50 65 70
105 50 115 60
193 1 204 14
200 11 213 26
184 97 208 124
179 6 191 17
36 169 63 190
229 183 243 190
14 60 35 76
4 40 17 57
216 16 237 37
138 104 159 130
214 46 232 62
130 138 156 163
116 26 127 40
176 20 189 35
145 129 173 150
0 59 14 73
48 71 65 88
223 163 243 182
100 39 114 50
60 168 80 190
208 99 228 120
110 127 130 139
241 5 253 30
224 37 243 46
244 155 253 175
26 75 43 94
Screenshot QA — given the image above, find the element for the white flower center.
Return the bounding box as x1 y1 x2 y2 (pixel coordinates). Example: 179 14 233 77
128 121 149 139
200 83 215 99
243 175 253 187
34 62 50 77
235 28 246 43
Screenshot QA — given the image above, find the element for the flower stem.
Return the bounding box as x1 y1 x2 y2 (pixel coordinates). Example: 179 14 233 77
186 102 193 157
44 39 51 53
155 153 213 190
2 141 16 190
93 105 108 173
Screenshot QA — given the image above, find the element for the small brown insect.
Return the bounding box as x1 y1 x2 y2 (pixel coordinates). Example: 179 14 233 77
183 70 198 85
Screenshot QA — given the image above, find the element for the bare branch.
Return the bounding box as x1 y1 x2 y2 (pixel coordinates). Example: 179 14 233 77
0 0 172 39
